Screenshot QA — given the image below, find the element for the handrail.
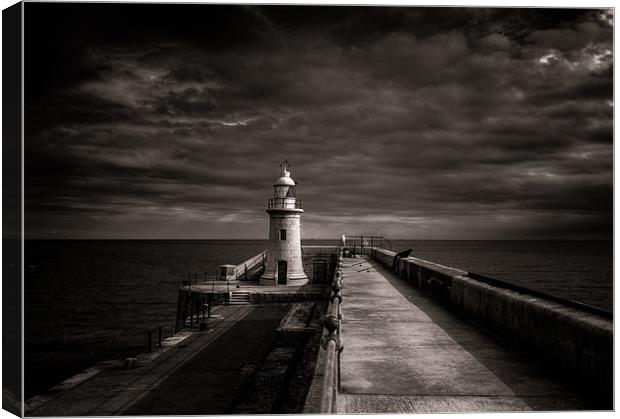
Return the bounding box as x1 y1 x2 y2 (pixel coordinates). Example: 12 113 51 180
319 247 344 413
234 250 267 280
320 340 337 411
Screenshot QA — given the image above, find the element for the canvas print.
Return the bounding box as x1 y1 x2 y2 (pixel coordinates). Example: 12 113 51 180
8 2 615 416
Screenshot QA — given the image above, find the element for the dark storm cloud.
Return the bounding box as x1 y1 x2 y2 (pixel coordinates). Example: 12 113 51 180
24 5 613 239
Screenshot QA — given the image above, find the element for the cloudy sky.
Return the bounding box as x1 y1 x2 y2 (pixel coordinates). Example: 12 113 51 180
25 4 613 240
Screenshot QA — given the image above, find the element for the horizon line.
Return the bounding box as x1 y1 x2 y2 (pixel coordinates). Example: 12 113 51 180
21 237 612 241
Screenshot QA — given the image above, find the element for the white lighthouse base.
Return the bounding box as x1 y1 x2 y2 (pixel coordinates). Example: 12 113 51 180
260 268 308 286
260 208 308 286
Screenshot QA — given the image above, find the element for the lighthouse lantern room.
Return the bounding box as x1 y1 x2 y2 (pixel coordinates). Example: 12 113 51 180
260 161 308 286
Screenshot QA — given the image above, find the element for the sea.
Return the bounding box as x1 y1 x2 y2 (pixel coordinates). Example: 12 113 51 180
24 239 612 399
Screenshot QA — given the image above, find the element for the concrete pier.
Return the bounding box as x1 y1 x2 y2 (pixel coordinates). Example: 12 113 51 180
337 257 597 413
26 303 325 416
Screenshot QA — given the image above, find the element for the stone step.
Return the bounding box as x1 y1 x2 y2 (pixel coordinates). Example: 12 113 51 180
230 292 251 306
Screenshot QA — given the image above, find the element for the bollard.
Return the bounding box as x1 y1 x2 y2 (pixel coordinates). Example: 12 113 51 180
332 279 342 294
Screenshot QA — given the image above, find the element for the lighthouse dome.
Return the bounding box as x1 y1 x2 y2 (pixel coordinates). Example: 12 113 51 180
274 161 296 186
274 175 296 186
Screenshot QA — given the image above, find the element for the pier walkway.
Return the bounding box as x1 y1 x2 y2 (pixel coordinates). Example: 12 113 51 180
27 305 256 416
337 257 595 413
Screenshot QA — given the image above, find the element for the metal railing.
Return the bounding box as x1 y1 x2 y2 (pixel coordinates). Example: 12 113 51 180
319 247 344 413
268 198 302 209
235 250 267 280
343 235 392 255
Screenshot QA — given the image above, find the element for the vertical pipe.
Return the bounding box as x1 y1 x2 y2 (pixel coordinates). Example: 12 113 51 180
183 289 189 328
190 295 194 328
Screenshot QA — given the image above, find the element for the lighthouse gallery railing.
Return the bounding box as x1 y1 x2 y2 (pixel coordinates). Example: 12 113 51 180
267 198 302 209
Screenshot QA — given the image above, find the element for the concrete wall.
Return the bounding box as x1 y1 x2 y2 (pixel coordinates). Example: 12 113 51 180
302 247 338 284
249 291 329 305
369 247 613 403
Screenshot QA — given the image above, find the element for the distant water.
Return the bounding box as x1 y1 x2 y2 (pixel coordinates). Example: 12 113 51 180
24 239 612 399
390 240 612 312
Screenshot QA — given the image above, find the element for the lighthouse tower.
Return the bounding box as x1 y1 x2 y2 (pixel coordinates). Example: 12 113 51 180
260 161 308 286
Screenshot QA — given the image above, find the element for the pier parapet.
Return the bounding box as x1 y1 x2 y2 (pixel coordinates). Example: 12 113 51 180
303 247 344 414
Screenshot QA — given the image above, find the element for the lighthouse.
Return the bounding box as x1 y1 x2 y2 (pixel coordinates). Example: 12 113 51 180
260 161 308 286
